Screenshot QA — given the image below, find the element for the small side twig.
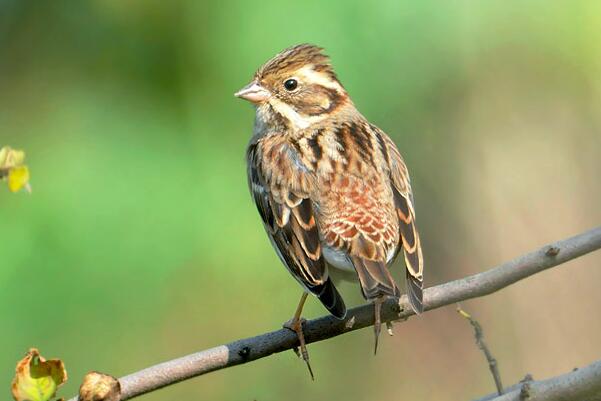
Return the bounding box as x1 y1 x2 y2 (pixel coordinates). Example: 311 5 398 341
457 305 504 395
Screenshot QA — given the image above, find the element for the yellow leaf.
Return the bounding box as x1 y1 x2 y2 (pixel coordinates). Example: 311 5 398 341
11 348 68 401
8 166 31 193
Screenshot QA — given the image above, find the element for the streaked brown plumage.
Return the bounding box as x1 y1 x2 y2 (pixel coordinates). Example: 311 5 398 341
236 44 423 369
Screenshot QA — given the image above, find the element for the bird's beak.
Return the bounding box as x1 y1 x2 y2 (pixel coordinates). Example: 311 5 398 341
234 81 270 103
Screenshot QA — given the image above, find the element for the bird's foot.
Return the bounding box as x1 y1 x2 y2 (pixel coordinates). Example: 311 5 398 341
373 296 385 355
283 317 314 380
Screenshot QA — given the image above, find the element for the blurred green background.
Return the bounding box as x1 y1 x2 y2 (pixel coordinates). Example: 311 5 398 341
2 1 601 400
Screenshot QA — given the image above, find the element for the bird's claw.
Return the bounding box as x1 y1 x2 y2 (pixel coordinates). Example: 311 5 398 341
283 317 314 380
283 317 307 331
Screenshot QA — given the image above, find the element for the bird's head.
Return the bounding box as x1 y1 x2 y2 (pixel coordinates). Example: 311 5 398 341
235 44 350 130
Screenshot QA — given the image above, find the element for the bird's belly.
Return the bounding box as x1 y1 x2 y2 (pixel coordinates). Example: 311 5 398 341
323 245 358 285
322 240 399 270
323 244 354 272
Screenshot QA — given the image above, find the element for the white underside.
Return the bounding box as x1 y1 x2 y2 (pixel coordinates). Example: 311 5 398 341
321 245 359 285
322 241 400 287
323 243 398 269
322 244 355 272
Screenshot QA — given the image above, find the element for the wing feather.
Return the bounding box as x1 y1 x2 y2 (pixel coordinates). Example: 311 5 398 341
375 127 424 314
247 141 346 319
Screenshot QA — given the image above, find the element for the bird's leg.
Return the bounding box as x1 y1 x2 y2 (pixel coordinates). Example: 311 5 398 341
283 292 314 380
373 296 385 355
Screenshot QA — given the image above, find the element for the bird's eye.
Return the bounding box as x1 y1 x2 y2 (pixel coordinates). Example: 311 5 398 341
283 79 298 91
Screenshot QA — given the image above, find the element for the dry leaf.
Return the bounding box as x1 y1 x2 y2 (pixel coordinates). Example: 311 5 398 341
11 348 67 401
79 371 121 401
0 146 31 193
0 146 26 167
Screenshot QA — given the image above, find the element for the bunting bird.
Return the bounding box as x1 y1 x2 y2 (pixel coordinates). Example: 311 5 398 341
235 44 424 376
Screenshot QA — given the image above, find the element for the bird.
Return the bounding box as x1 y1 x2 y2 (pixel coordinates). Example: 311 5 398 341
235 44 424 376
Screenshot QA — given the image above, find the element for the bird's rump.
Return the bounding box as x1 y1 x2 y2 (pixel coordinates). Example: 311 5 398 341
319 172 400 299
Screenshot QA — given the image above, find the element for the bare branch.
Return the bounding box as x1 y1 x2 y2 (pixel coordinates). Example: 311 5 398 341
473 360 601 401
67 225 601 401
457 305 504 395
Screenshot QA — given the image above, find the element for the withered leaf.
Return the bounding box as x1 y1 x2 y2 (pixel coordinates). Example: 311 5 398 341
11 348 67 401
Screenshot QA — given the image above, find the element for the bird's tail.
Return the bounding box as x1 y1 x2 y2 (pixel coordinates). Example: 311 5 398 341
351 256 400 300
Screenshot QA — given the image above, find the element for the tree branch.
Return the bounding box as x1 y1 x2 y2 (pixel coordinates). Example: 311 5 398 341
473 359 601 401
68 226 601 401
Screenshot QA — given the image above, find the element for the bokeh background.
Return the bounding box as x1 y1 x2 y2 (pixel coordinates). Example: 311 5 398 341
2 1 601 400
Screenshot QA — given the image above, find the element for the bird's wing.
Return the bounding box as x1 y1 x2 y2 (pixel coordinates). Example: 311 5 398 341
372 125 424 313
247 140 346 319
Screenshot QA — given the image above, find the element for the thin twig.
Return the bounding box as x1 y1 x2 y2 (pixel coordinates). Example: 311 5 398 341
457 305 504 395
66 225 601 401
